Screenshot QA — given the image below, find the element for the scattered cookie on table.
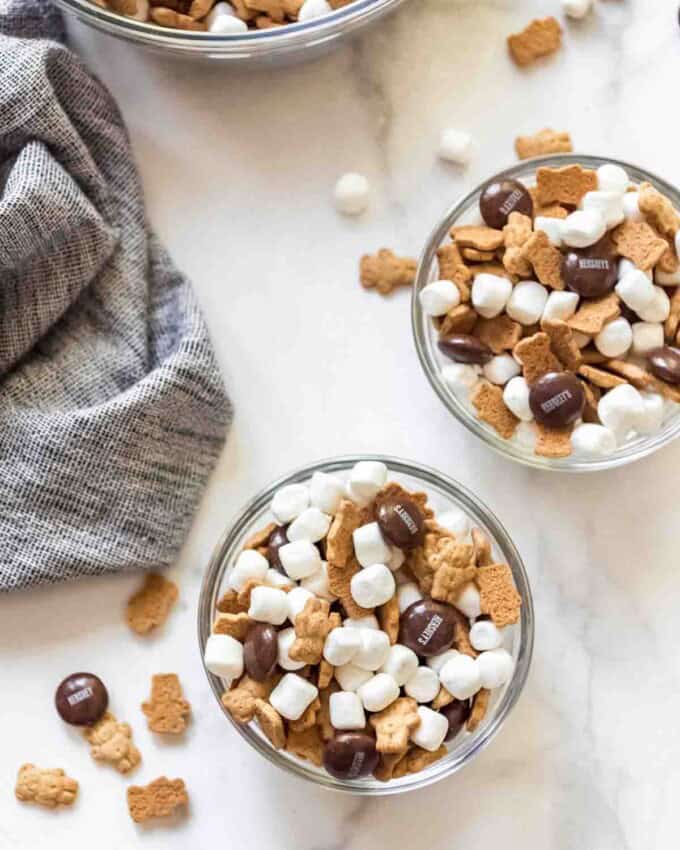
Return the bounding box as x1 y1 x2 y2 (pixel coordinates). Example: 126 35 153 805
84 711 142 774
142 674 191 734
127 777 189 824
507 17 562 67
15 764 78 809
126 573 178 635
359 249 417 296
515 129 572 161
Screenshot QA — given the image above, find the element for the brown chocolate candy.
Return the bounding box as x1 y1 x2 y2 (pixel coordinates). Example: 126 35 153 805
376 497 425 550
323 732 379 780
399 599 457 657
268 525 289 573
479 179 533 229
55 672 109 726
648 346 680 384
562 238 618 298
438 334 493 365
529 371 585 427
243 623 278 682
440 699 471 741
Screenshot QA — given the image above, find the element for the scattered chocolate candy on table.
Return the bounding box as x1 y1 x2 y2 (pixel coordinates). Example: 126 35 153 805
204 461 522 783
55 672 109 726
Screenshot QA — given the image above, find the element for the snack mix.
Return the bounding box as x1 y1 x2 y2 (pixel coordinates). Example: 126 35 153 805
204 461 521 783
420 162 680 459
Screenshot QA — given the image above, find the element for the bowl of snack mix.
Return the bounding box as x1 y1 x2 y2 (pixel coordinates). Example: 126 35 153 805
413 154 680 472
198 455 533 794
55 0 407 63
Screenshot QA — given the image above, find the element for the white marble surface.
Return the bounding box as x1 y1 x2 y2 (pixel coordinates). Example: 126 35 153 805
3 0 680 847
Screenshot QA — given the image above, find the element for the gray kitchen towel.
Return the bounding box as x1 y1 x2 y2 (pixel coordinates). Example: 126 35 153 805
0 0 232 591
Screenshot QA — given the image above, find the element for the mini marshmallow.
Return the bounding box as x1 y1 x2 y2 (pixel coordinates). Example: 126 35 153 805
438 128 473 165
334 172 369 216
324 627 362 666
397 581 424 613
442 363 481 396
270 673 319 721
330 691 366 731
207 2 236 23
594 317 632 358
410 706 449 752
297 0 331 21
514 420 537 451
426 649 460 674
354 629 391 671
503 376 533 421
404 667 440 703
279 540 322 580
300 561 335 601
469 620 503 652
571 423 617 457
344 614 380 630
228 549 269 591
582 191 624 229
387 545 405 572
437 507 470 537
335 663 373 692
379 644 419 686
287 586 315 623
561 210 607 249
534 216 563 247
419 280 461 317
619 257 652 280
265 568 294 590
506 280 549 326
655 266 680 286
453 582 481 619
598 384 645 441
277 627 307 671
561 0 592 19
439 653 482 700
637 286 670 323
204 634 244 682
476 648 514 689
483 354 521 386
622 192 643 222
248 586 289 626
615 268 655 313
357 673 400 712
542 290 579 322
636 393 665 435
348 461 387 504
353 522 391 567
208 12 248 32
286 507 331 544
472 274 513 319
309 471 345 515
271 483 309 524
632 322 664 355
597 163 629 194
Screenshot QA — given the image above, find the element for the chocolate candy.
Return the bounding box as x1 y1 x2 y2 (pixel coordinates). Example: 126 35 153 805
55 672 108 726
323 732 379 780
440 699 471 741
648 345 680 384
377 497 425 550
243 623 278 681
399 599 457 657
438 334 493 365
268 525 289 573
529 371 585 427
562 238 618 298
479 179 533 229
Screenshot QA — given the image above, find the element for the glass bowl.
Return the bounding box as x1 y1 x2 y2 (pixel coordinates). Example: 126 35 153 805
56 0 407 64
412 154 680 473
198 454 534 795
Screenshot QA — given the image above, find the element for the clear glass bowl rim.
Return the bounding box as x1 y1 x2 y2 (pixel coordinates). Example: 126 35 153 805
197 453 534 796
411 153 680 473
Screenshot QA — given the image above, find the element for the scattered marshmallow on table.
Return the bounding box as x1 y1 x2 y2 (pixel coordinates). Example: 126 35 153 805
228 549 269 591
309 471 345 515
279 540 322 580
297 0 331 22
542 290 579 322
351 563 395 608
469 620 503 652
472 273 513 319
357 673 400 712
324 627 362 666
534 216 563 247
426 648 459 674
404 667 440 703
597 384 645 441
503 376 533 421
277 628 306 672
335 662 373 692
438 129 473 165
419 280 461 317
334 173 370 216
330 691 366 731
615 268 655 313
561 0 592 18
571 423 617 457
476 649 514 689
410 706 449 752
596 163 629 194
632 322 664 355
204 634 244 682
453 582 482 619
561 210 606 248
439 653 482 700
300 561 335 601
483 354 521 386
379 644 419 686
271 483 309 524
353 522 391 567
353 629 391 671
637 287 670 323
397 581 424 613
287 586 315 623
286 507 331 543
594 317 632 358
269 673 318 721
348 461 387 504
248 586 289 626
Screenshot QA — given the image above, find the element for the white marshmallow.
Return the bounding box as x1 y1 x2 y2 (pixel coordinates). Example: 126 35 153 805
297 0 331 21
387 545 405 572
300 561 335 601
270 673 319 721
469 620 503 651
248 586 289 626
353 629 391 671
597 164 629 194
286 507 331 544
351 564 395 608
397 581 424 613
534 215 563 247
277 627 306 672
471 273 513 319
419 280 461 317
379 644 419 686
438 128 473 165
542 290 579 322
598 384 645 441
453 582 481 619
348 461 387 504
562 210 607 248
410 706 449 752
323 627 362 666
265 568 294 590
483 354 521 386
622 192 643 222
514 420 537 451
442 363 480 396
344 614 380 631
309 471 345 515
271 484 309 524
437 507 470 537
594 317 632 358
426 648 460 674
330 691 366 731
476 648 514 689
571 423 617 457
582 191 624 229
335 662 373 692
636 393 665 435
615 268 655 313
637 286 671 323
334 173 369 216
655 266 680 286
228 549 269 591
440 653 482 700
562 0 592 19
503 376 533 421
506 280 549 326
619 257 652 280
204 634 244 682
279 540 322 580
208 12 248 32
353 522 391 567
357 673 400 712
207 2 236 21
632 322 664 355
404 667 440 703
287 586 315 623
